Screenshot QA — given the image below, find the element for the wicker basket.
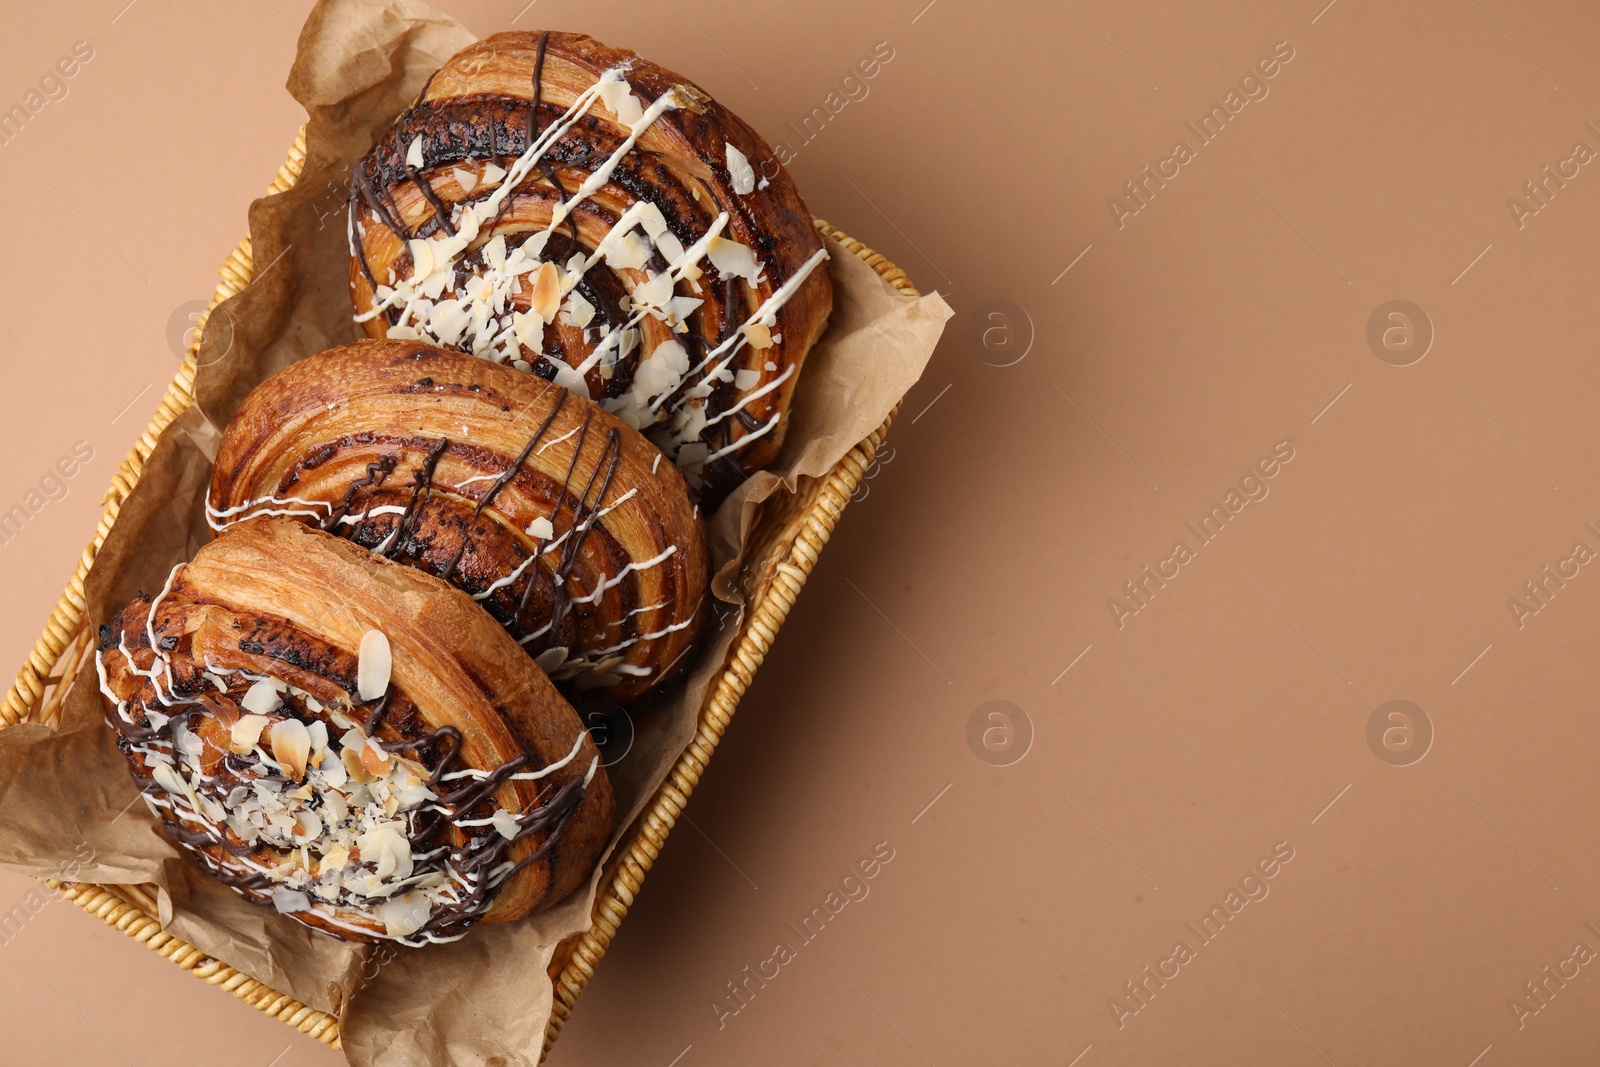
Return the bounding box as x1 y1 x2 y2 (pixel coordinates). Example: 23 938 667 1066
0 129 917 1059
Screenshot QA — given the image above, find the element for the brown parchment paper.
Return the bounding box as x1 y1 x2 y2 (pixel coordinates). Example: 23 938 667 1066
0 0 950 1062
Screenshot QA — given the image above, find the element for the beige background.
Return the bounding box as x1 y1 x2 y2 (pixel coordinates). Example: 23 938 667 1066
4 0 1600 1063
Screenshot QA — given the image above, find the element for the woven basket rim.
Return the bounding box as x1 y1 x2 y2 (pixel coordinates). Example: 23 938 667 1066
2 126 921 1060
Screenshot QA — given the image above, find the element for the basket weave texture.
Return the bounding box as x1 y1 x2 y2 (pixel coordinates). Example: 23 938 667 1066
1 129 917 1059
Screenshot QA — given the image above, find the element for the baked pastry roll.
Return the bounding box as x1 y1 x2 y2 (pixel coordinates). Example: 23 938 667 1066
346 30 832 499
208 340 706 703
95 516 614 944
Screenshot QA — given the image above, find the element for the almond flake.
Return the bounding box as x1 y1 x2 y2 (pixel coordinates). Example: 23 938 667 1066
208 697 240 729
377 892 431 937
357 629 392 702
741 323 773 350
407 239 435 279
531 261 562 322
604 231 649 271
481 162 507 186
271 718 312 781
725 142 756 194
405 136 425 170
451 166 478 193
566 290 596 328
272 888 312 914
637 201 668 238
360 738 391 776
596 79 645 126
667 295 703 325
307 720 329 760
483 233 507 269
513 310 545 348
527 516 555 541
150 761 186 800
654 229 685 263
707 236 762 283
230 713 271 755
241 680 282 716
341 746 372 784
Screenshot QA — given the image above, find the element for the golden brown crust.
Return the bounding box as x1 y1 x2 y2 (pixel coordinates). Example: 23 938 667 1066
347 30 833 501
208 339 708 703
96 517 614 944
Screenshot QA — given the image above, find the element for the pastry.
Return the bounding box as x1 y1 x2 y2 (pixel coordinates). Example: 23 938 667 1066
207 339 708 703
95 516 614 944
346 30 833 500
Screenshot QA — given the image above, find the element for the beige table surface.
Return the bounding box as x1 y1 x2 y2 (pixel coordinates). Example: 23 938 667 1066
5 1 1600 1064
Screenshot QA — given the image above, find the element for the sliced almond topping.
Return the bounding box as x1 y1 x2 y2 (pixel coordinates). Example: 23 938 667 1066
240 680 281 716
637 201 669 238
725 142 756 195
307 720 329 762
207 693 240 729
671 84 710 115
230 713 271 755
270 718 311 781
357 629 391 702
406 136 425 170
741 323 773 350
531 261 562 322
377 892 431 938
407 239 435 280
272 888 311 914
490 809 521 840
483 233 507 269
481 162 507 186
597 79 645 126
513 310 544 348
707 236 762 283
566 289 596 328
150 761 186 800
604 232 649 271
360 738 391 776
341 746 372 785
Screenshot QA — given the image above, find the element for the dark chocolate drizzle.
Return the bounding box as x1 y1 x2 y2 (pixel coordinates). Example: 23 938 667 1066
348 202 379 291
407 159 458 237
323 455 399 531
362 684 394 734
353 163 409 242
541 163 583 248
438 388 567 582
382 725 463 789
383 436 451 559
528 30 551 146
518 407 593 617
549 427 623 635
